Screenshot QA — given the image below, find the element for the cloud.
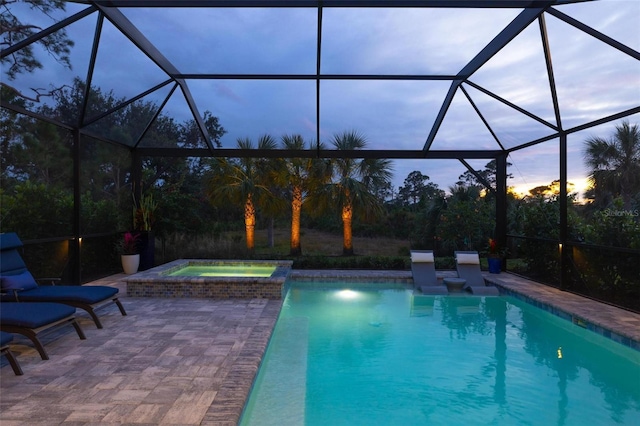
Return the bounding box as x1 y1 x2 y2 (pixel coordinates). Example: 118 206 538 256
301 117 317 135
213 83 246 105
321 8 521 75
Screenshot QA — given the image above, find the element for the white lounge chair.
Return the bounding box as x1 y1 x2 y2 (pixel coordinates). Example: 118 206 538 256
410 250 448 295
454 251 500 296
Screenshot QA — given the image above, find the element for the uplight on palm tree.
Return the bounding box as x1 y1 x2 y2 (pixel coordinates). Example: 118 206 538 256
206 135 277 252
311 131 393 255
278 135 331 256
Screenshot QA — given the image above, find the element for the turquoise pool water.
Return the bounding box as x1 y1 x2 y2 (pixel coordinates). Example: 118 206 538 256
241 282 640 425
167 264 275 277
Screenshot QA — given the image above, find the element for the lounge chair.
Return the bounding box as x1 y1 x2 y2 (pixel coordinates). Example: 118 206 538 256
0 302 86 360
1 330 23 375
454 251 500 296
0 232 127 329
410 250 448 295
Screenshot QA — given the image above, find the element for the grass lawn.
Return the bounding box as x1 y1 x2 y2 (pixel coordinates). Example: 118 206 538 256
157 227 410 263
251 228 411 257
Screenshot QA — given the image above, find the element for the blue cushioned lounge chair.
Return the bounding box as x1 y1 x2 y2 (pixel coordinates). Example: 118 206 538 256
410 250 448 295
0 302 86 360
454 251 500 296
0 233 127 329
1 330 23 375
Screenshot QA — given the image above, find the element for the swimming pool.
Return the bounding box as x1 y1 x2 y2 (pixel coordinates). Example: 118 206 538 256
240 282 640 425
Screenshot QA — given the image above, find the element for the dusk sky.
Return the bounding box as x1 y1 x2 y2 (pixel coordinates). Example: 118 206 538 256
6 0 640 197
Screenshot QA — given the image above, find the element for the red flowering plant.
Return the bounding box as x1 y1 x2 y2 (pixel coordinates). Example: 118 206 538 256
485 238 507 258
116 232 140 255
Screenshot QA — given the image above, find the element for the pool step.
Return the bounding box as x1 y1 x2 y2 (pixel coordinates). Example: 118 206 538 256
241 316 309 425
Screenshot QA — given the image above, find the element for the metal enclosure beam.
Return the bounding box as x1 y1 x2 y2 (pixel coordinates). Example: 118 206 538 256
72 129 82 285
95 4 213 151
423 6 547 150
135 148 503 159
88 1 578 8
559 133 568 290
0 6 97 59
495 153 508 271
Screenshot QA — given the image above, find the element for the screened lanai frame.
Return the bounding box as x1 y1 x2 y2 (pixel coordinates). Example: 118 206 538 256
1 0 639 290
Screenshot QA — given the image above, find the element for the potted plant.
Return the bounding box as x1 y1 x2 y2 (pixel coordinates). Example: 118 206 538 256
133 193 157 232
118 232 140 274
133 193 158 271
486 238 506 274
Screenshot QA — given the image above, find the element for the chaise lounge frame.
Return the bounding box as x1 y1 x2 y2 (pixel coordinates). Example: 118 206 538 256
0 302 87 360
1 331 23 375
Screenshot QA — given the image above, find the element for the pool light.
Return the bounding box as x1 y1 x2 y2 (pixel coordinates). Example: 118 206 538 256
336 289 360 300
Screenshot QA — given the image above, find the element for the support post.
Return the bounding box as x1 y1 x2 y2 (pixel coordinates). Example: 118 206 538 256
495 153 508 271
132 150 142 218
559 133 568 290
72 129 81 285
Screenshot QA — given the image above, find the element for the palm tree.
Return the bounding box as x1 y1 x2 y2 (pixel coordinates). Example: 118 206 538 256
311 131 393 255
277 134 331 256
584 120 640 210
207 135 278 252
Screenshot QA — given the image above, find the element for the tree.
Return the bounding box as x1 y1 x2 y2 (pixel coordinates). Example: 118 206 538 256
1 74 229 239
278 134 331 256
528 179 575 199
180 110 226 149
0 180 73 238
206 135 278 252
436 184 493 253
398 170 444 210
399 171 428 207
584 120 640 210
457 160 513 191
1 0 74 102
309 131 393 255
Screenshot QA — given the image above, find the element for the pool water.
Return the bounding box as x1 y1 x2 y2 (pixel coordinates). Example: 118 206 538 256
167 265 276 277
241 283 640 425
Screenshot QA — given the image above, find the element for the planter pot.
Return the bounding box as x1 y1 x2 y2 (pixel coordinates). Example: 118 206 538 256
137 231 155 271
121 254 140 275
487 257 502 274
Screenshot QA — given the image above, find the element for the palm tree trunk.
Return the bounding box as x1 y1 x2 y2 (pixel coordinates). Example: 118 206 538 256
245 195 256 251
290 185 302 256
342 201 354 255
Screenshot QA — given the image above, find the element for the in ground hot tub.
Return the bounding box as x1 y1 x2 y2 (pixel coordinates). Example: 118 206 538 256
124 259 293 299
